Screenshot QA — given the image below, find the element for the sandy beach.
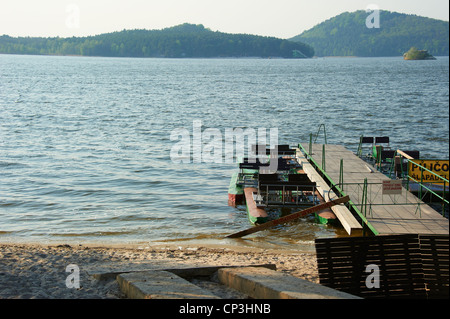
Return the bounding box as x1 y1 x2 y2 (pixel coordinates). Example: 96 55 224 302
0 242 319 299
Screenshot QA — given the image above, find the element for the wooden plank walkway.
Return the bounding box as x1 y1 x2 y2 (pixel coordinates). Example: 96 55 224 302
296 149 363 236
303 144 449 236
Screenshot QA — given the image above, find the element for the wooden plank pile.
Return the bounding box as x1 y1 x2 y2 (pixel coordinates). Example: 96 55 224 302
315 234 449 299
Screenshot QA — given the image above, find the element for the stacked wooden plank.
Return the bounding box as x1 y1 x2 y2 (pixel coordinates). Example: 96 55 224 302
315 234 449 299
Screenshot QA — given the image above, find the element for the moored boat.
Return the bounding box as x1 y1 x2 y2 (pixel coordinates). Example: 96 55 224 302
228 144 337 225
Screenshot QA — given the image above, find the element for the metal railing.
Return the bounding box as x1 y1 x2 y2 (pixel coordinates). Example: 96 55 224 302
308 124 327 159
384 150 449 216
331 179 426 218
299 140 449 236
255 184 318 208
405 159 449 216
299 142 379 235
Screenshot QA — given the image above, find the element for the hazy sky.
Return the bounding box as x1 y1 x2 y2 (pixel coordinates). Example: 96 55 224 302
1 0 449 38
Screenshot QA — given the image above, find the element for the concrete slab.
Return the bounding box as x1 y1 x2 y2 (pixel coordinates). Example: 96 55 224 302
89 264 276 281
117 271 221 299
218 267 362 299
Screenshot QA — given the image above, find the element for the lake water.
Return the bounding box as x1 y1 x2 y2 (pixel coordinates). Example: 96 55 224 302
0 54 448 251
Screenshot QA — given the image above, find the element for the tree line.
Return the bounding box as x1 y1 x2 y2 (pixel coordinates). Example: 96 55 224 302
0 24 314 59
290 10 449 57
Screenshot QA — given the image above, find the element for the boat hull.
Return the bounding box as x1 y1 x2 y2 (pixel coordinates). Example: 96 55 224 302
244 187 269 225
228 172 244 206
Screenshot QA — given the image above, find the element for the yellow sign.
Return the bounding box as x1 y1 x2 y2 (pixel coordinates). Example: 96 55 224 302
408 160 449 183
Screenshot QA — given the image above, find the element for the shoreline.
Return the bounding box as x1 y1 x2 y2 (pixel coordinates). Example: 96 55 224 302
0 237 317 255
0 241 319 299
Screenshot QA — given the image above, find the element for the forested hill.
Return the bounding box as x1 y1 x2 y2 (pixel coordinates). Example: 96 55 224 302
290 10 449 57
0 23 314 59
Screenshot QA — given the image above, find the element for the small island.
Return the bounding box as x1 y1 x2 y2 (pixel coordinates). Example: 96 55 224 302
403 47 436 60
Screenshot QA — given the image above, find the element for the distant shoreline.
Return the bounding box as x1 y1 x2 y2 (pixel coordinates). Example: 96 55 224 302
1 52 449 59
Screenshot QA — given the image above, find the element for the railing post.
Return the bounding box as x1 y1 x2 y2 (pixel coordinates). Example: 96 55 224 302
442 180 447 216
361 178 368 217
309 133 312 157
375 145 382 170
406 160 410 191
339 159 344 192
314 124 327 145
357 135 363 157
419 166 424 201
322 144 326 172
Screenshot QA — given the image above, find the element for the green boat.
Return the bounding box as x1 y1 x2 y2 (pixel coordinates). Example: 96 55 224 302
228 144 325 225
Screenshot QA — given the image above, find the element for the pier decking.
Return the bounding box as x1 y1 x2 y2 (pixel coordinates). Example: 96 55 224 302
299 144 449 236
296 149 362 236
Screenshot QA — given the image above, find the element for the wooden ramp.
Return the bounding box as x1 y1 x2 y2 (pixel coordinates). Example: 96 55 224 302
227 196 350 239
296 149 362 235
303 144 448 236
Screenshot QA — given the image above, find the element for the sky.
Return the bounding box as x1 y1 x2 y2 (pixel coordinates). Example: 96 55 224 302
0 0 449 39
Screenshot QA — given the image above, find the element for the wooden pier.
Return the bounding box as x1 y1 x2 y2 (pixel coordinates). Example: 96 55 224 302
298 144 449 236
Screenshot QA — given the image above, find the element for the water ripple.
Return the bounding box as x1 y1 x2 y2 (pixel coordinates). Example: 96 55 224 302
0 55 448 247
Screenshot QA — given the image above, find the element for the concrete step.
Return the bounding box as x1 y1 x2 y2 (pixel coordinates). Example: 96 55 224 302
114 265 361 299
117 271 221 299
218 267 362 299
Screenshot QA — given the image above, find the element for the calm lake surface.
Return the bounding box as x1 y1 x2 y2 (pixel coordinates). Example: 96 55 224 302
0 54 448 251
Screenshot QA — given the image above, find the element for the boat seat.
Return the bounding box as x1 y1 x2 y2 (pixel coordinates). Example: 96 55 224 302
259 180 316 192
401 150 420 159
259 174 279 182
361 136 374 144
242 158 267 164
380 150 396 161
357 136 375 158
276 145 291 151
375 136 389 144
375 136 390 149
270 145 296 155
288 174 311 182
239 162 269 170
